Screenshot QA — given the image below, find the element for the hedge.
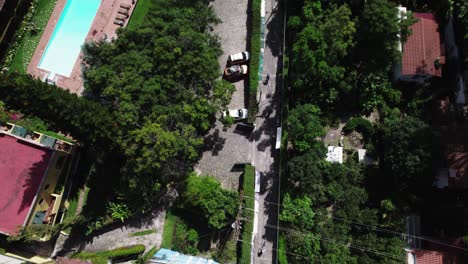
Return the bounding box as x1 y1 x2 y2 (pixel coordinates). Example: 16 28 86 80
278 233 288 264
73 244 146 264
239 165 255 264
247 0 262 123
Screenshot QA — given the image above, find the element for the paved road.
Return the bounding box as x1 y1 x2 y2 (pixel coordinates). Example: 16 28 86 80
195 0 253 189
251 0 283 263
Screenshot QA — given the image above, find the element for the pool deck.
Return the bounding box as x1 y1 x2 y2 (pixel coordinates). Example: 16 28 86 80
27 0 137 95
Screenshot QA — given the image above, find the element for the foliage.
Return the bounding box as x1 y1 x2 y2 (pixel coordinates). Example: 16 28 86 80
289 1 355 109
73 244 145 264
240 165 255 264
356 73 401 114
222 115 235 127
381 115 434 192
342 117 374 139
280 193 315 230
161 211 178 248
107 201 132 222
214 239 237 264
130 229 156 237
287 104 323 152
278 233 288 264
127 0 153 29
81 0 227 212
0 73 114 147
247 0 262 123
8 224 59 242
180 174 238 230
132 246 158 264
7 0 57 72
172 221 199 255
357 0 413 72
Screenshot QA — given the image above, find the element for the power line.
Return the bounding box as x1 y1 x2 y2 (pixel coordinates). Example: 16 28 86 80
242 218 406 261
242 195 468 252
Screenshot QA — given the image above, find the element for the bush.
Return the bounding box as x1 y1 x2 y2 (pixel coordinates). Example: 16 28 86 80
239 165 255 264
247 0 262 123
73 245 145 264
173 221 199 255
343 117 374 139
278 233 288 264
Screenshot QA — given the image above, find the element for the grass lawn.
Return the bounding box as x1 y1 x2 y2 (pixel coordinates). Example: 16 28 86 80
129 229 156 237
127 0 152 29
73 244 145 264
9 0 57 73
160 210 178 248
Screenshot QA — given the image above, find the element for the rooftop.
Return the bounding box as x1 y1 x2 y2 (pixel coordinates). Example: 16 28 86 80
150 248 219 264
0 133 53 235
402 13 443 77
326 146 343 164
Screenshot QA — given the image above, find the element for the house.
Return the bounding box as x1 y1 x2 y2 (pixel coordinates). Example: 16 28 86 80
434 124 468 189
0 122 74 237
406 249 459 264
149 248 219 264
398 12 445 83
326 146 343 164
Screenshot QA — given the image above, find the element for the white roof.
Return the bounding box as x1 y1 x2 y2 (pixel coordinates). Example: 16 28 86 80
0 254 24 264
326 146 343 164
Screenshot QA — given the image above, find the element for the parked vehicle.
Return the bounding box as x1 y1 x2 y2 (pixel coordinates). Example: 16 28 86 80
223 108 248 121
224 64 248 77
228 51 250 64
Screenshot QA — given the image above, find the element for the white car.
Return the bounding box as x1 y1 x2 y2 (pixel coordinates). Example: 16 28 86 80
223 108 248 120
228 51 250 64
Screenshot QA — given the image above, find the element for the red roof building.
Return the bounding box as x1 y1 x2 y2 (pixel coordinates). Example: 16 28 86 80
0 123 74 236
401 13 444 78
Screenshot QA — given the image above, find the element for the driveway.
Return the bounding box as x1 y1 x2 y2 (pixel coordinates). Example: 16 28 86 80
195 0 252 190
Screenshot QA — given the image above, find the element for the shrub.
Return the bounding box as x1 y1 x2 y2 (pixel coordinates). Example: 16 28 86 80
239 165 255 264
173 221 199 255
343 117 374 139
247 0 262 123
73 244 145 264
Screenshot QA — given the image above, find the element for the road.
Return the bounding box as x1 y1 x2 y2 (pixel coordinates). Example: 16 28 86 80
251 0 284 263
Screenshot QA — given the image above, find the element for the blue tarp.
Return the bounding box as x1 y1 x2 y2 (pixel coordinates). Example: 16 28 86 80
152 248 219 264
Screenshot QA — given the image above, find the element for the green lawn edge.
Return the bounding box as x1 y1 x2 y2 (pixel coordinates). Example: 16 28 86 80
9 0 57 73
239 165 255 264
160 210 178 248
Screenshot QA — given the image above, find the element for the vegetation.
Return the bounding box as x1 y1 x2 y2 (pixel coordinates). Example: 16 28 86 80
8 0 57 72
239 165 255 264
280 0 425 262
130 229 156 237
214 239 237 263
0 0 231 230
161 211 177 248
127 0 153 29
73 244 146 264
247 0 262 122
179 174 239 230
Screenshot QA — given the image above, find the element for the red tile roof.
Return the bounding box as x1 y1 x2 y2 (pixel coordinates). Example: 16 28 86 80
0 133 52 235
402 13 443 77
414 250 444 264
440 124 468 188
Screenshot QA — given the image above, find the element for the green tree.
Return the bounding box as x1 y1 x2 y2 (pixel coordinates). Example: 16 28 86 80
289 1 355 108
280 193 315 230
288 104 324 153
180 174 239 229
357 73 401 114
357 0 415 72
382 115 434 191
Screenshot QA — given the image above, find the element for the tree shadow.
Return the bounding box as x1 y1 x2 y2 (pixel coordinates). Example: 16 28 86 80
265 2 282 57
203 128 226 155
17 142 54 215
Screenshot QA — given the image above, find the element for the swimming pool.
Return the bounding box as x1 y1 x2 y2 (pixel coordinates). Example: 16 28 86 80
38 0 101 77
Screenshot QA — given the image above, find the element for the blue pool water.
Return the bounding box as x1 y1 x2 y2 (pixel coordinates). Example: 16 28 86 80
38 0 101 77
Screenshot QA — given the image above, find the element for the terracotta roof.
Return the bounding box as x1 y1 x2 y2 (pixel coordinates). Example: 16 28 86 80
402 13 443 77
414 250 444 264
440 125 468 188
55 257 91 264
